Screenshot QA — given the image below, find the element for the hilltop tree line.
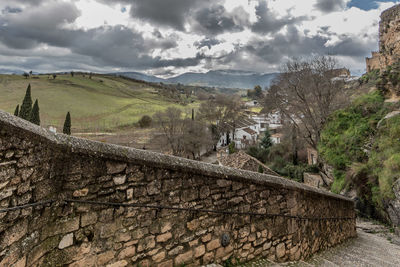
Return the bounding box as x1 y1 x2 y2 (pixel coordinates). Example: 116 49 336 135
14 84 72 135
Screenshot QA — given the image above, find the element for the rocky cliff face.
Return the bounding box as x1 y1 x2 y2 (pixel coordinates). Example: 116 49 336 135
366 4 400 72
387 179 400 232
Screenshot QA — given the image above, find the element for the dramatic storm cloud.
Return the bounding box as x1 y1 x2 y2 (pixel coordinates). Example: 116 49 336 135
0 0 399 76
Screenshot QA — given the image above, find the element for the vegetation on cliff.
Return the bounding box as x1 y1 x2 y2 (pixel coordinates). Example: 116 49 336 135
319 89 400 219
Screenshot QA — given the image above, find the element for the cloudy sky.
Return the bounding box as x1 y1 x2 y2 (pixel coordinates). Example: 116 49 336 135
0 0 399 77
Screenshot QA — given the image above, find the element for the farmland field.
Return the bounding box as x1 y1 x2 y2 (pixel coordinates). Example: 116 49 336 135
0 74 199 132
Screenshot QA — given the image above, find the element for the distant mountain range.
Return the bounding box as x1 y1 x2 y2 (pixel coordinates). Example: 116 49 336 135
0 68 278 89
115 70 279 89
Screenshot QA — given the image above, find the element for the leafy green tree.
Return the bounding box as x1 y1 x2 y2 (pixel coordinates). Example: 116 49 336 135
63 112 71 135
19 84 33 120
260 129 273 150
30 99 40 125
14 105 19 116
254 85 263 98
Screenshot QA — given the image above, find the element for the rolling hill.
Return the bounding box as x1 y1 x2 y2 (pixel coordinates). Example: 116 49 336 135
0 74 199 132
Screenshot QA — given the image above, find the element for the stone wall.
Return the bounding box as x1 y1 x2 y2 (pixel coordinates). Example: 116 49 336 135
366 52 383 72
0 110 356 267
366 4 400 72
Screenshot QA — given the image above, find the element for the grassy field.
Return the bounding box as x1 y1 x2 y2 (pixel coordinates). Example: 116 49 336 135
0 74 199 132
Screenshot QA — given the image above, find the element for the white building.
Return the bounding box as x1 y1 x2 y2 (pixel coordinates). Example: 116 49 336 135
271 133 283 144
251 110 283 133
48 126 57 133
234 127 258 149
217 117 260 149
245 100 259 107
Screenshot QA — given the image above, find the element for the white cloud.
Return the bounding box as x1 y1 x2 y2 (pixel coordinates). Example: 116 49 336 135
1 0 399 76
74 0 130 29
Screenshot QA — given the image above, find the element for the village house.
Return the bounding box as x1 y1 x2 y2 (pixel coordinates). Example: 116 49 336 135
217 117 260 149
245 99 259 107
217 109 285 149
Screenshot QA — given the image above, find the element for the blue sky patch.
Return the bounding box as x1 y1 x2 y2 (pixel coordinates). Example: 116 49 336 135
348 0 399 11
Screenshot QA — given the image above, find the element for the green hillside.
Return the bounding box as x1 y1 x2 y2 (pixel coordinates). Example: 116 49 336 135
0 74 198 132
319 89 400 220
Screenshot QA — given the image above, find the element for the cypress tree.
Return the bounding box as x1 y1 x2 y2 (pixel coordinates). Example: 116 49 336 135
30 99 40 125
19 84 33 120
14 104 19 116
63 112 71 135
260 129 273 150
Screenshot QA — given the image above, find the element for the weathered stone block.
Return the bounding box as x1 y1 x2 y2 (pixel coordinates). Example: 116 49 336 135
28 236 59 264
276 243 286 259
168 245 183 256
73 188 89 197
106 260 128 267
174 250 193 265
81 212 98 227
58 233 74 249
216 179 231 187
161 222 172 233
42 216 79 239
137 235 155 252
118 246 136 259
0 186 15 200
157 259 173 267
100 223 118 239
99 209 114 222
97 251 115 265
106 161 127 174
113 175 126 185
0 220 28 247
206 239 221 251
194 245 205 258
116 231 131 243
187 219 200 231
147 180 161 195
152 251 166 262
156 232 172 243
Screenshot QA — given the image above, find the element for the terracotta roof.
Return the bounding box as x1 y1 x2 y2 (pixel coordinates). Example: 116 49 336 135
218 150 279 176
271 133 283 138
242 127 257 135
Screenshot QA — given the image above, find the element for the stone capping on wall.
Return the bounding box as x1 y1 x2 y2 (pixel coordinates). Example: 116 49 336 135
0 109 352 203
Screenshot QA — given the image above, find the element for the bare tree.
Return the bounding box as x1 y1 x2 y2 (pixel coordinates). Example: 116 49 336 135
153 107 212 158
264 56 347 149
153 107 185 156
182 118 213 159
197 94 243 147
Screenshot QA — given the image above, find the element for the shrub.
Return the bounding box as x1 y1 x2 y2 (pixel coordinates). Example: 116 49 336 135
246 145 268 163
319 91 386 170
228 142 236 154
138 115 152 128
258 165 264 173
